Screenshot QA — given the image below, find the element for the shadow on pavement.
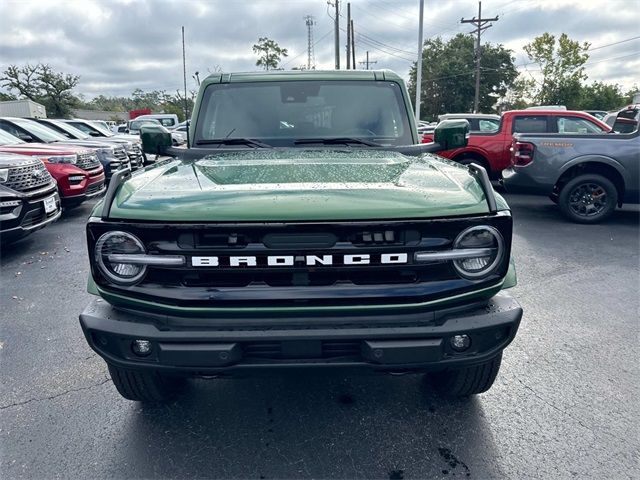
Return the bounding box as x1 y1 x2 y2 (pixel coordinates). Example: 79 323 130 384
109 371 502 479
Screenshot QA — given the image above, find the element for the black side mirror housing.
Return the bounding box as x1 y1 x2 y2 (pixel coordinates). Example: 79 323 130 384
89 131 101 137
433 119 469 150
141 124 172 155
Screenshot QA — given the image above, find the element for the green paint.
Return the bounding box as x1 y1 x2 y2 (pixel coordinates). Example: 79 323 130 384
109 150 501 222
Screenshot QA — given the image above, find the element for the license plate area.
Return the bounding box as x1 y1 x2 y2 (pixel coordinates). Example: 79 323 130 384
43 196 57 214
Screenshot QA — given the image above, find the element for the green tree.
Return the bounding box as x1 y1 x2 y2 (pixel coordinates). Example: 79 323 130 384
522 33 590 108
578 82 628 110
408 34 518 120
0 63 80 117
0 91 16 101
252 37 288 70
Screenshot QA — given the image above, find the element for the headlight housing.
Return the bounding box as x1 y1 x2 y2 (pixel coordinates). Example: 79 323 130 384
452 226 504 279
95 231 147 285
0 168 8 183
39 154 77 164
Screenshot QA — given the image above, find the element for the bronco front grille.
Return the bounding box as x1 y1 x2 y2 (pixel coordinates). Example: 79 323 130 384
77 152 101 171
3 161 53 193
88 216 513 309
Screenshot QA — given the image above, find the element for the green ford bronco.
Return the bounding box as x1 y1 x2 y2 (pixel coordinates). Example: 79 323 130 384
79 70 522 402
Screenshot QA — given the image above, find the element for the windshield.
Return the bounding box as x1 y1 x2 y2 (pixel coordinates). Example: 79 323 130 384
130 119 160 130
194 80 413 147
45 120 91 139
89 121 114 136
0 129 25 145
14 119 69 142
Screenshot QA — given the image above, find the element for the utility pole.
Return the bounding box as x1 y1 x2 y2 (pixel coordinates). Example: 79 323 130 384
359 51 377 70
305 15 316 70
461 1 498 113
351 19 356 69
415 0 424 122
329 0 340 69
346 3 351 69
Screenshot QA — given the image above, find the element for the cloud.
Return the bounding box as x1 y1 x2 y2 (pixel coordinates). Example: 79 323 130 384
0 0 638 99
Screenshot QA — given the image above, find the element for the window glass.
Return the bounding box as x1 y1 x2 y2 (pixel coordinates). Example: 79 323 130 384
0 128 25 145
556 116 604 134
513 116 547 133
160 118 175 126
478 119 500 132
13 119 68 142
196 80 412 146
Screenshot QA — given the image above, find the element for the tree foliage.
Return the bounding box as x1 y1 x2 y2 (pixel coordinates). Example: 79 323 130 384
522 33 590 108
253 37 288 70
1 63 80 117
408 34 518 120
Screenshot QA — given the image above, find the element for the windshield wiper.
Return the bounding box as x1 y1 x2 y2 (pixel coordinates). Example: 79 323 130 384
294 137 382 147
195 138 273 148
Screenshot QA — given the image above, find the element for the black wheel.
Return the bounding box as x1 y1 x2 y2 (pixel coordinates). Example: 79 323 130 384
558 174 617 224
427 353 502 397
107 364 185 402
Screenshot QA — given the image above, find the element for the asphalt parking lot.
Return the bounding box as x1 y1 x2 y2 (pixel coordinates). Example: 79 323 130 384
1 193 638 479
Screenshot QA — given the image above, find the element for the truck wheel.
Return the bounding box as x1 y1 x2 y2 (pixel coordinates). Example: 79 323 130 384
107 364 185 402
427 353 502 397
558 174 617 223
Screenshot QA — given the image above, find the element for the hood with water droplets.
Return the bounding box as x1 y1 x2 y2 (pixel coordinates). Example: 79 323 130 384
107 149 502 221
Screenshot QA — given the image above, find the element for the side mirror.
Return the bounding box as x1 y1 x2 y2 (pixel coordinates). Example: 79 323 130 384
18 133 34 142
89 131 101 137
124 129 130 134
141 124 172 155
433 119 469 150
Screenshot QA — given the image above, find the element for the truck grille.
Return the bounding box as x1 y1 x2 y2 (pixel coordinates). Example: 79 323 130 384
77 152 101 171
89 216 513 309
85 180 105 196
3 161 53 193
113 146 128 161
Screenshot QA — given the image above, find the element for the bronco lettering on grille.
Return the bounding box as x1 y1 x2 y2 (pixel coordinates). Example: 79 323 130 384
191 253 408 267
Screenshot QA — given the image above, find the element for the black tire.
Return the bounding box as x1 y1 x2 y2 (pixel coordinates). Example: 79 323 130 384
427 353 502 397
558 174 618 224
107 364 185 402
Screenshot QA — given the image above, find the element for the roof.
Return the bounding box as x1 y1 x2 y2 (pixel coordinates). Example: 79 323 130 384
439 113 500 119
201 69 403 85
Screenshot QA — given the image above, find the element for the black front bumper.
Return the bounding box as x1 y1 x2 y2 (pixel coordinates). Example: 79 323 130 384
1 186 61 243
79 292 522 375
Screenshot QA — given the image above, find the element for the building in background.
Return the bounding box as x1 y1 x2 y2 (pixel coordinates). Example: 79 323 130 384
0 99 47 118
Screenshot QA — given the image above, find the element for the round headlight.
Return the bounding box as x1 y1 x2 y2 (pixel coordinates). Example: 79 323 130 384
95 231 146 285
452 226 504 279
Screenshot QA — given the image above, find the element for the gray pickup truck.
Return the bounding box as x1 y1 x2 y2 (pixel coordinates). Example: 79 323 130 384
502 129 639 223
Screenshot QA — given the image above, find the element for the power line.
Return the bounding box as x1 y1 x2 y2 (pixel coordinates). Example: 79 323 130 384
589 36 640 51
359 51 377 70
354 34 415 62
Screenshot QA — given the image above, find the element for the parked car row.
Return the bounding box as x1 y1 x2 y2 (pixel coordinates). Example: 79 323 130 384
419 106 638 223
0 115 153 244
422 109 612 178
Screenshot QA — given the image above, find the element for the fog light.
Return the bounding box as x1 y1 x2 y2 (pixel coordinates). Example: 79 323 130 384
131 339 152 356
450 334 471 352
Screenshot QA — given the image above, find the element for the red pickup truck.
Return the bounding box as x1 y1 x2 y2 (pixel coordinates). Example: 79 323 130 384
423 110 611 177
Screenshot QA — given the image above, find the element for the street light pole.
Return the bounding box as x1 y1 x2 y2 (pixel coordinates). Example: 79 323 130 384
415 0 424 122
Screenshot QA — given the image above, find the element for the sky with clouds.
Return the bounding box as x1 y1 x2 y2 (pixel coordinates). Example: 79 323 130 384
0 0 638 99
